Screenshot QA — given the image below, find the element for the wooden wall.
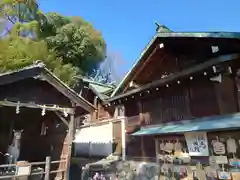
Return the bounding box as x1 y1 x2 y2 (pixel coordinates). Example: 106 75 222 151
142 86 191 124
0 78 72 107
140 78 227 125
121 74 239 161
97 103 114 120
0 107 68 164
0 78 75 179
112 121 122 155
189 80 219 118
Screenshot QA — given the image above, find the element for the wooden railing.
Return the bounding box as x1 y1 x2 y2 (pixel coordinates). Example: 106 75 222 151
0 157 66 180
125 155 156 162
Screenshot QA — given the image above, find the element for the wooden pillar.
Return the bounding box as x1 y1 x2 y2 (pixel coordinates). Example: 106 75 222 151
89 125 92 158
44 156 51 180
121 118 126 161
234 76 240 111
214 74 238 114
137 101 145 158
64 105 75 180
154 137 160 164
91 96 98 121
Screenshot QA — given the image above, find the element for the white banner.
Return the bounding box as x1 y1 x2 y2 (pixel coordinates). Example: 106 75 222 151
74 122 113 157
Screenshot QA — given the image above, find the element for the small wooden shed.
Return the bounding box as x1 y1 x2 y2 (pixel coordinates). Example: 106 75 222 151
0 63 95 180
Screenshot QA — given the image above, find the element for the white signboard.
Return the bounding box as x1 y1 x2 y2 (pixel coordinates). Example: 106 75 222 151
16 165 31 176
184 132 209 156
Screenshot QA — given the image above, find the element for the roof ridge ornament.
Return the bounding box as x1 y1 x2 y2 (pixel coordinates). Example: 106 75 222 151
34 60 46 67
154 21 172 33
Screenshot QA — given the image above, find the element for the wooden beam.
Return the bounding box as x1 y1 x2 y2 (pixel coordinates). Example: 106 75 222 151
0 100 74 114
41 72 96 113
122 44 161 92
54 112 69 127
0 66 43 86
105 53 240 103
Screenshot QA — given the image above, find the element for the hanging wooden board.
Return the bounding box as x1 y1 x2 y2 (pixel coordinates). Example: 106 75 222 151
231 172 240 180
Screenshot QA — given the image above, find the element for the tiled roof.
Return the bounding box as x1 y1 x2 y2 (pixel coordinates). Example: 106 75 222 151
78 76 115 100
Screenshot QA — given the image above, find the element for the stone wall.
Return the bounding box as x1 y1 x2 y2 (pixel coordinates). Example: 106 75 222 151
81 159 160 180
115 161 160 180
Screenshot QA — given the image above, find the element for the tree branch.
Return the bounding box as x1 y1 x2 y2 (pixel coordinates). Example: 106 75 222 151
5 14 15 24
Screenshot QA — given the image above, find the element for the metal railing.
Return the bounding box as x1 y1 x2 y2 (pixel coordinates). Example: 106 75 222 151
0 157 67 180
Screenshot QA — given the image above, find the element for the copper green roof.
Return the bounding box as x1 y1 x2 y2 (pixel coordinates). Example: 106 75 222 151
111 31 240 97
156 24 172 33
132 112 240 136
81 77 114 93
79 76 115 100
90 83 113 94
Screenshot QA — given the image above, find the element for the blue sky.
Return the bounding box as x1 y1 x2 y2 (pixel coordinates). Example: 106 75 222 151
40 0 240 78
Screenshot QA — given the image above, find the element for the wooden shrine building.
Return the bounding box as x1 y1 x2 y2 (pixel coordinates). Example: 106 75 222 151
0 62 95 180
99 31 240 179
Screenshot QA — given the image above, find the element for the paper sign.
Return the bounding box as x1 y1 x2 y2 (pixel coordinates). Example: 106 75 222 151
185 132 209 156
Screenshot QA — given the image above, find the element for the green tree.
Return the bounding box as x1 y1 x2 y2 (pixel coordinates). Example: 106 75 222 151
41 13 106 74
0 18 6 33
0 0 42 24
0 35 79 86
0 1 107 86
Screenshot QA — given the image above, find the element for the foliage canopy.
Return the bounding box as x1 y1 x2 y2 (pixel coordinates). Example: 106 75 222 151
0 35 79 86
0 0 107 87
41 13 106 73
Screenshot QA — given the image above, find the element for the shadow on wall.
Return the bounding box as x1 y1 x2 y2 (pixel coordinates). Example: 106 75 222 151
73 142 117 157
69 163 82 180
